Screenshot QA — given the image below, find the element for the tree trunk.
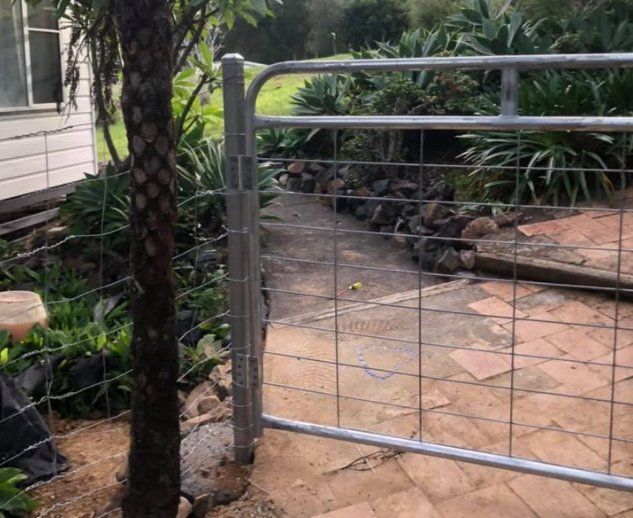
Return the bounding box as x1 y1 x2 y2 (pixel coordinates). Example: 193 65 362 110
114 2 180 516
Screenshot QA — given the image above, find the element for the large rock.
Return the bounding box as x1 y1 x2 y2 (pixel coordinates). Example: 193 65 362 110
370 204 391 226
371 179 390 196
300 172 315 193
459 249 476 269
461 217 499 241
183 381 215 419
180 423 248 505
314 167 334 192
287 161 305 174
423 180 455 202
422 202 449 227
435 247 461 274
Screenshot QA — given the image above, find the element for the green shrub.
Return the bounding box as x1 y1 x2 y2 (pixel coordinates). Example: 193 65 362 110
551 0 633 53
0 468 37 517
60 165 130 258
460 69 633 206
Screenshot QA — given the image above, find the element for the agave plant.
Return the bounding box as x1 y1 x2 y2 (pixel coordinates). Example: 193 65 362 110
552 0 633 53
352 27 459 90
290 74 350 116
178 139 282 229
448 0 550 56
60 165 131 256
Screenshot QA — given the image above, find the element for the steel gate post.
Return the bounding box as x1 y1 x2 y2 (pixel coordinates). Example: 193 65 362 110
223 54 255 463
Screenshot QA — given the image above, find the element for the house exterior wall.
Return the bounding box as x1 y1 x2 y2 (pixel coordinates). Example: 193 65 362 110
0 26 97 201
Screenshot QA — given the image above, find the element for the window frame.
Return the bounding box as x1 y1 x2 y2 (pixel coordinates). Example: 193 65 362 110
0 0 64 114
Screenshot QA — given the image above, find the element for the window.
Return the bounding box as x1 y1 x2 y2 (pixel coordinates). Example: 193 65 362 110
0 1 62 109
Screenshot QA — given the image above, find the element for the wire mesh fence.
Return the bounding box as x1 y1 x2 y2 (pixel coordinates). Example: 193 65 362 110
0 124 247 516
229 53 633 491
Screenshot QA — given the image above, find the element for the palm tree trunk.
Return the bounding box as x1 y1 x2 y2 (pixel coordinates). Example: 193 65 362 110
114 1 180 516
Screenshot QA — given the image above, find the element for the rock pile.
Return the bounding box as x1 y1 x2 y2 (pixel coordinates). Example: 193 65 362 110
279 161 521 273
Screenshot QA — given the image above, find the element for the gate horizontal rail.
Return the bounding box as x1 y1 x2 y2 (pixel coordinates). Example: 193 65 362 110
223 51 633 490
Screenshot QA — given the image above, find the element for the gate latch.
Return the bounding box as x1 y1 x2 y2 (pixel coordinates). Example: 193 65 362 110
233 354 261 389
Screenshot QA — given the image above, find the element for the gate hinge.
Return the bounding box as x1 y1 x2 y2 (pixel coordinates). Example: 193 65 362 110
233 354 261 388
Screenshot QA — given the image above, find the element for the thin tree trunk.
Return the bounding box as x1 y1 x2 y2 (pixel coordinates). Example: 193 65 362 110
89 40 121 167
114 1 180 516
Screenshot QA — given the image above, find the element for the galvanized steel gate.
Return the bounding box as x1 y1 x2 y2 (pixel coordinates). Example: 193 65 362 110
222 53 633 490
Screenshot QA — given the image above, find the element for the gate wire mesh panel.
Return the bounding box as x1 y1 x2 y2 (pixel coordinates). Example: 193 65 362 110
0 125 240 515
237 53 633 490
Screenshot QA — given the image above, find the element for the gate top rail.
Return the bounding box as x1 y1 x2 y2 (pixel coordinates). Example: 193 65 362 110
235 52 633 133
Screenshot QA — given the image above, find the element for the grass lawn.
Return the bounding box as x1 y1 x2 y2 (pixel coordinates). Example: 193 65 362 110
96 53 352 162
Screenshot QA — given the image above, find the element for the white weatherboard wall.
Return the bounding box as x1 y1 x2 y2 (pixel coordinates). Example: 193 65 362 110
0 26 97 201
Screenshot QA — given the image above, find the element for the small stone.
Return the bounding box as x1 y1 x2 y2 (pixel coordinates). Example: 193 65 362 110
422 202 448 226
435 247 461 274
208 364 231 400
183 381 214 419
390 180 419 194
371 179 390 196
192 494 212 517
197 395 221 415
177 496 192 518
287 177 302 191
278 173 289 187
115 459 128 482
459 249 476 269
314 168 334 192
300 172 315 193
292 479 305 488
493 211 525 228
287 161 305 174
370 204 390 226
461 217 499 241
326 178 345 195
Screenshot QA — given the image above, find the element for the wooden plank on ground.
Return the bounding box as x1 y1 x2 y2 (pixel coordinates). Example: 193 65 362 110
0 208 60 236
475 252 633 298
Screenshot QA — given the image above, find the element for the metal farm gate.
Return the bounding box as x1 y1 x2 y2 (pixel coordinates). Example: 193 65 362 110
222 53 633 490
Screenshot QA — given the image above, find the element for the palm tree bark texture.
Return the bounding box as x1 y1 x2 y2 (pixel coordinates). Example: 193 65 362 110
114 1 180 516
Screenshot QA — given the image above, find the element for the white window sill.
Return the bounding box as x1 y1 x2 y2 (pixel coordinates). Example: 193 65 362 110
0 105 60 116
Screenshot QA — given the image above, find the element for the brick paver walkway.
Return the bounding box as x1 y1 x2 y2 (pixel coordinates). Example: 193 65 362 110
518 209 633 275
252 202 633 517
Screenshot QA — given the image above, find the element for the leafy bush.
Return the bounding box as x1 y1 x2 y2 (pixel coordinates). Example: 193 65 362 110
60 165 130 257
0 468 37 517
460 69 633 206
551 0 633 53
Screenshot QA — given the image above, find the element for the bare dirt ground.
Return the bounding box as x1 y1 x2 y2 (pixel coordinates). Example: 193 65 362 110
33 414 129 517
28 194 633 517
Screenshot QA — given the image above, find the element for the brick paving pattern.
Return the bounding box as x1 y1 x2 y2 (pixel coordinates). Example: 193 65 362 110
252 209 633 517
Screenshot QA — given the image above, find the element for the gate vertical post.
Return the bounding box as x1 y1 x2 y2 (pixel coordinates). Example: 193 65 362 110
222 54 254 463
